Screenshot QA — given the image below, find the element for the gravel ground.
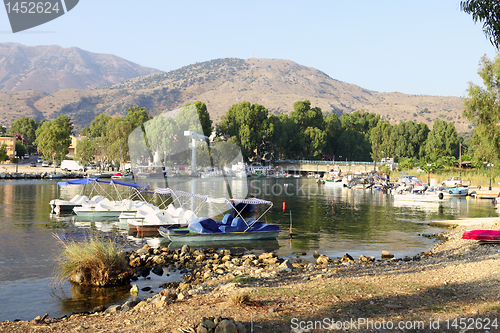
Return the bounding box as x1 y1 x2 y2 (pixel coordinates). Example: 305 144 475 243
2 218 500 333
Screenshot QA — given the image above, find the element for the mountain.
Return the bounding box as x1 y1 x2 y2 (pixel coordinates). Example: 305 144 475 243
0 55 469 135
0 43 161 93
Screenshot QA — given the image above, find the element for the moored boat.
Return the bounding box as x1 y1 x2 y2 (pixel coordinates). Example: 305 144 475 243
158 196 279 243
462 229 500 242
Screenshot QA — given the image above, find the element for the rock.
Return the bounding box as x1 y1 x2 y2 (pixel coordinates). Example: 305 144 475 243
129 257 141 267
313 251 320 259
278 259 294 270
201 317 216 330
384 303 406 310
358 254 374 262
316 254 330 265
341 253 354 262
196 254 206 262
105 305 122 314
235 322 247 333
382 251 395 259
93 305 106 313
215 319 238 333
136 266 150 278
130 284 138 295
152 265 164 276
181 244 191 254
258 252 275 261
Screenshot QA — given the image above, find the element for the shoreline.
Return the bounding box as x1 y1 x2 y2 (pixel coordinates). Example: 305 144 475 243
2 218 500 332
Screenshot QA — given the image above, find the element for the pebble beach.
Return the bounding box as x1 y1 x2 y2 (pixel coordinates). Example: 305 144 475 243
1 215 500 332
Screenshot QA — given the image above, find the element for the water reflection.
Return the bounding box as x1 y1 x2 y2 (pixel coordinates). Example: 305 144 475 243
0 179 499 322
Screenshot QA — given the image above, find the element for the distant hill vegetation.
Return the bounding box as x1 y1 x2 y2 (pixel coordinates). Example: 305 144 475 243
0 49 470 135
0 43 161 93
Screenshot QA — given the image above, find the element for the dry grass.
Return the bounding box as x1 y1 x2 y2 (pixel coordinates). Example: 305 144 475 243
230 292 251 305
54 233 132 287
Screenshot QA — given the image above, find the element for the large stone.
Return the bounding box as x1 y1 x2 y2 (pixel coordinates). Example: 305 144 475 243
359 254 375 262
341 253 354 262
316 254 330 265
215 319 238 333
181 244 191 254
258 252 275 261
235 322 247 333
278 259 294 270
381 250 395 259
201 317 216 329
152 265 164 276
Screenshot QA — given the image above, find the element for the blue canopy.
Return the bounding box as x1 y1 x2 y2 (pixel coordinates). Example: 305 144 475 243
56 178 97 186
57 177 149 190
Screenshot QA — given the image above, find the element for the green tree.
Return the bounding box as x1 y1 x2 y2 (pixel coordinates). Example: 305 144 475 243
461 1 500 48
324 113 342 157
15 141 27 157
125 105 151 130
463 53 500 165
34 117 72 164
302 126 326 159
84 114 111 138
336 129 371 161
75 136 97 166
217 101 273 162
424 119 460 158
9 117 38 148
143 114 180 165
0 143 7 161
398 157 416 172
183 101 213 138
104 118 132 166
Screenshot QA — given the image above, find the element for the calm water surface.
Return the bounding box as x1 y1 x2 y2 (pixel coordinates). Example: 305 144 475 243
0 178 497 321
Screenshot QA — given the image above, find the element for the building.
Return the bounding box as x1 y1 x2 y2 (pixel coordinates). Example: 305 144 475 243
67 135 82 157
0 136 16 158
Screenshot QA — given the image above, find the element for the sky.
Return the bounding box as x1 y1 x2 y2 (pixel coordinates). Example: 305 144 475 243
0 0 497 97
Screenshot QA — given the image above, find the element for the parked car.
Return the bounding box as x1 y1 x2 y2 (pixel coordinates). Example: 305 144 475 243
24 153 29 159
41 161 49 167
441 177 471 187
30 162 36 167
37 158 43 163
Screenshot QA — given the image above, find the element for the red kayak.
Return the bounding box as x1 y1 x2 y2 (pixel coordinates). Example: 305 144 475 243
462 230 500 242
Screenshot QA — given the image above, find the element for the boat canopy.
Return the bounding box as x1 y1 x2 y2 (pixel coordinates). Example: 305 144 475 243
57 178 150 191
57 178 96 186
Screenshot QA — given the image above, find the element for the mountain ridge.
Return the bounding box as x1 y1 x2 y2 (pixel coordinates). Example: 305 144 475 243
0 43 161 93
0 47 469 135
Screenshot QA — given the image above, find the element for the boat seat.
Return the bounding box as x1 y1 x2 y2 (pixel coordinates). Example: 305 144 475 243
221 214 233 225
183 210 197 223
188 217 220 233
166 204 177 216
230 217 247 232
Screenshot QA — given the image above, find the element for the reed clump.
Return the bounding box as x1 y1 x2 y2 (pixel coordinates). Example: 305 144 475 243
54 234 133 287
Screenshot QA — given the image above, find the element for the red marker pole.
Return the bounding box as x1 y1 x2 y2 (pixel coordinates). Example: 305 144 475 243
282 201 286 212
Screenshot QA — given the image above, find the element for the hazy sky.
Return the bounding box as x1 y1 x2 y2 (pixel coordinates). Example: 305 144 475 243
0 1 497 97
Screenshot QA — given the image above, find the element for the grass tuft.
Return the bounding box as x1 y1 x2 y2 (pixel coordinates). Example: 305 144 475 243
230 292 250 305
54 233 132 287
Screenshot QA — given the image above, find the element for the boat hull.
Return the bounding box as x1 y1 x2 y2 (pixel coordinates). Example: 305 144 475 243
462 230 500 242
73 209 136 220
393 193 444 202
159 228 279 243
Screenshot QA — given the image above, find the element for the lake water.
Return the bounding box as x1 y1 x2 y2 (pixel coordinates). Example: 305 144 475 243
0 178 498 322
